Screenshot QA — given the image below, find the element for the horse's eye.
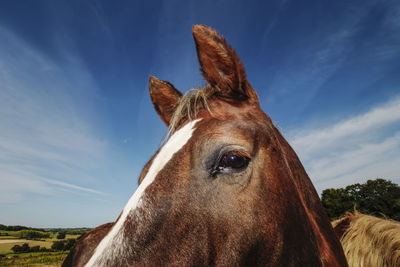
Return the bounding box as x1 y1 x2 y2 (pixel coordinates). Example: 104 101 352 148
217 151 250 172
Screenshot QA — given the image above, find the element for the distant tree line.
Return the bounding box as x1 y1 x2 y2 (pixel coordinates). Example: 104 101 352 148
321 178 400 220
48 228 91 235
0 224 91 236
11 239 76 253
51 239 76 251
11 243 48 253
17 230 50 239
0 225 42 232
56 232 66 239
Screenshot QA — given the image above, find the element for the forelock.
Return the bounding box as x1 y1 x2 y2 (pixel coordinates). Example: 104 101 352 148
168 84 215 134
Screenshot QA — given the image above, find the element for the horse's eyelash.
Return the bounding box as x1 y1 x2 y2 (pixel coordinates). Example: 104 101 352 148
228 151 252 159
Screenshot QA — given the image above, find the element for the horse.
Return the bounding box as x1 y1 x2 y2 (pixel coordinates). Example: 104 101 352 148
63 25 347 266
332 211 400 267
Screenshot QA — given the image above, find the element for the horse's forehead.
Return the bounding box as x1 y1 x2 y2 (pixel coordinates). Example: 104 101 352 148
193 103 270 140
210 98 263 116
138 119 202 184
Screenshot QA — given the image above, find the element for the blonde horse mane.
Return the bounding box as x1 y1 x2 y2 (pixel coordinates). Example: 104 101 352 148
333 211 400 267
168 85 214 134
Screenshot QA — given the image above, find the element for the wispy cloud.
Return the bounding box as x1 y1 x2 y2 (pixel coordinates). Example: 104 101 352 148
0 26 108 203
288 97 400 193
290 97 400 160
260 0 289 50
265 1 400 114
265 7 364 109
41 178 105 195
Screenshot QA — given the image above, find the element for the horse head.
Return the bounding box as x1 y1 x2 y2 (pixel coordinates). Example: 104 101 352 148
64 25 347 267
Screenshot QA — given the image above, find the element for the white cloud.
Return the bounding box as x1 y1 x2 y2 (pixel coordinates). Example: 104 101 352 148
288 96 400 193
0 27 108 203
317 152 400 194
40 178 105 195
307 132 400 181
0 172 50 203
290 97 400 161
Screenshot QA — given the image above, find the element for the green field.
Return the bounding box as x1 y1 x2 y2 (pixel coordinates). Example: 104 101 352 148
0 232 80 255
0 239 54 254
0 228 84 266
0 231 18 237
0 251 68 267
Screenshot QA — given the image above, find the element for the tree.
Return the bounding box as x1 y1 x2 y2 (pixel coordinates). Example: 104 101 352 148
11 243 31 253
17 230 50 239
56 232 66 239
64 238 76 250
40 247 50 252
30 245 40 252
11 243 50 253
21 243 30 252
321 178 400 220
11 244 23 253
51 240 66 251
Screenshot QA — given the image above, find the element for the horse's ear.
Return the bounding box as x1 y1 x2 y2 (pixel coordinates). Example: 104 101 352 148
333 212 356 240
345 211 356 222
149 75 182 126
192 25 258 103
332 216 351 240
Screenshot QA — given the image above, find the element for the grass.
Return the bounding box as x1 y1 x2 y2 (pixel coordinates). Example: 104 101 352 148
48 234 80 241
0 232 80 266
0 226 89 266
0 228 85 266
0 238 18 240
0 230 18 236
0 234 80 254
0 239 54 254
0 251 68 267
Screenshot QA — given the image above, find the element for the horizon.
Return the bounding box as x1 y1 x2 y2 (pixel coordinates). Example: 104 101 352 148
1 0 399 228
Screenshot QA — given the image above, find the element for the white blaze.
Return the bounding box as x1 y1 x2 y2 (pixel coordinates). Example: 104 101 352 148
85 119 201 267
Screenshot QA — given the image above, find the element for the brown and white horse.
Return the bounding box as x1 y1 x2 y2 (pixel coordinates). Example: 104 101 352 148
63 25 347 266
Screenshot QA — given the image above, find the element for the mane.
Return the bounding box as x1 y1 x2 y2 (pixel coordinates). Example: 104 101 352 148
168 84 215 134
337 212 400 267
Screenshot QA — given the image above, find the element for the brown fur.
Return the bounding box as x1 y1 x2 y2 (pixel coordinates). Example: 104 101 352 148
64 25 347 266
333 212 400 267
149 76 182 125
62 222 114 267
192 25 248 99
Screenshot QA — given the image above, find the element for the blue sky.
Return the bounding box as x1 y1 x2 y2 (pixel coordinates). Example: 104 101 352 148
0 0 399 228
